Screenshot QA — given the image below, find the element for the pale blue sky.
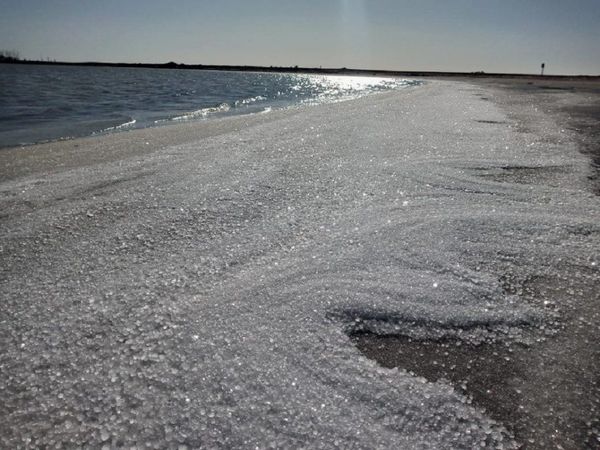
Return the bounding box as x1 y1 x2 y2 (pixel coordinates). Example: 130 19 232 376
1 0 599 75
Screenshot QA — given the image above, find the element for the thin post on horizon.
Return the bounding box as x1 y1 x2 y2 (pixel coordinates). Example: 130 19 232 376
541 62 545 76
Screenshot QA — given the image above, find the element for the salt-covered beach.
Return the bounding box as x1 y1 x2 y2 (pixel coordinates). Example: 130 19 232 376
1 79 599 448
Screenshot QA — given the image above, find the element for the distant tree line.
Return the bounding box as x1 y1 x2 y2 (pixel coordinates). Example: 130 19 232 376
0 51 592 79
0 49 21 62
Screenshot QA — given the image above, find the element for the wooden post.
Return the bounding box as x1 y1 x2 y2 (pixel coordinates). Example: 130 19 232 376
541 63 545 76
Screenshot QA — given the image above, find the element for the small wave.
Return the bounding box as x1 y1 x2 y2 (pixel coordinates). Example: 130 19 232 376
96 119 137 133
156 103 231 123
234 95 266 107
114 119 137 129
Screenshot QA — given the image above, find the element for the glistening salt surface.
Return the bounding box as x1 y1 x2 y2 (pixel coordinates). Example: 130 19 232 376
1 81 598 448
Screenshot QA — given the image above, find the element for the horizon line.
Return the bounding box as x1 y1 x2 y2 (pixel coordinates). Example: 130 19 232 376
1 57 599 79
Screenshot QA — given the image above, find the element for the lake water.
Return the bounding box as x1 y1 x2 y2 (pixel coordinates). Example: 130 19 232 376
0 64 418 148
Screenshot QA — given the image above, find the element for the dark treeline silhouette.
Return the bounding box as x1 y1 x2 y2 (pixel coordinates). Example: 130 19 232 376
1 57 598 80
0 49 21 63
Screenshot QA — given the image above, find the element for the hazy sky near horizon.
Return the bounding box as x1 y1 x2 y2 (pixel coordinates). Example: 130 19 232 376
1 0 599 75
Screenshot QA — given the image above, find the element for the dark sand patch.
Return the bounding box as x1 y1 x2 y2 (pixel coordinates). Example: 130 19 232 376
475 165 568 186
352 334 524 438
475 119 506 124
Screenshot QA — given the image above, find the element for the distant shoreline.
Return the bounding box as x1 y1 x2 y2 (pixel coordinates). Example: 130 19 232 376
1 58 599 80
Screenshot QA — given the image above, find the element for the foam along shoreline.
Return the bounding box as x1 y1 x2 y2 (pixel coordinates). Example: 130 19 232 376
97 118 137 133
150 77 419 124
1 80 599 448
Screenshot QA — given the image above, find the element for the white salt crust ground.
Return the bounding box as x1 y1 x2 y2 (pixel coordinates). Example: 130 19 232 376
1 81 598 448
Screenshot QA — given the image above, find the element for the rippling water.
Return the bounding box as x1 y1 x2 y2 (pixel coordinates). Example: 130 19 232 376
0 64 418 147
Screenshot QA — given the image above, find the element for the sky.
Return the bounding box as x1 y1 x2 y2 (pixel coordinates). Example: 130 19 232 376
1 0 599 75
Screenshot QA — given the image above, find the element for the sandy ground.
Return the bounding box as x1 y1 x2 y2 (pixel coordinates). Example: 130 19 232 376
356 77 600 449
1 78 599 449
